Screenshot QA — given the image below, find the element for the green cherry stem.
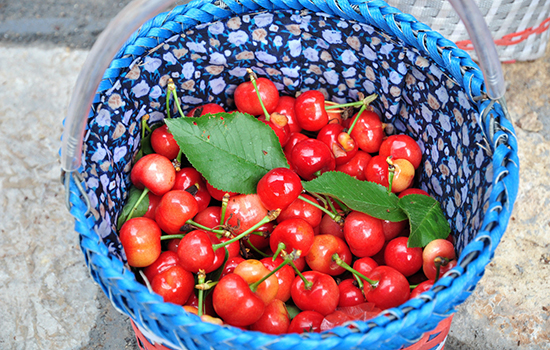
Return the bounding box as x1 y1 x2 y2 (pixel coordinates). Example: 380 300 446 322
160 234 186 241
332 253 378 287
196 270 206 317
386 156 395 195
272 241 286 261
324 93 378 110
165 87 172 119
211 210 280 252
248 258 290 293
298 195 341 222
220 193 230 225
186 219 227 236
167 78 186 118
246 238 270 258
353 273 365 292
246 68 271 122
288 258 313 290
125 188 149 223
345 103 368 136
141 114 151 141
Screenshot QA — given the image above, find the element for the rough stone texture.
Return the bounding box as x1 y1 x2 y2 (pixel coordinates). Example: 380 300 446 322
0 42 549 349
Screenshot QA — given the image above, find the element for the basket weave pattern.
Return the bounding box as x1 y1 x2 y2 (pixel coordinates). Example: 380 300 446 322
67 1 520 349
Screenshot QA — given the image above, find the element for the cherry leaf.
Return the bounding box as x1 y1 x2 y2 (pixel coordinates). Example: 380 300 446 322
398 194 451 248
166 112 288 195
302 172 407 222
117 186 150 230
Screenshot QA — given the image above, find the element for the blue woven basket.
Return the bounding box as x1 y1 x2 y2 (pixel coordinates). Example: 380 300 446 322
64 0 519 349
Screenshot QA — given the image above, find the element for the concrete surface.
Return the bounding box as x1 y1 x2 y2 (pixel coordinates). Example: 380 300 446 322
0 2 549 349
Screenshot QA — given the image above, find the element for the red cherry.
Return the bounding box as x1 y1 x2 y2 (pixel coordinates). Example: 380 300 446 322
398 188 430 198
176 230 216 273
258 114 291 147
348 109 384 153
270 218 315 257
143 250 180 282
343 211 385 257
130 153 176 196
381 219 408 241
212 273 266 327
166 238 180 253
260 257 295 302
225 194 268 235
155 190 199 234
379 134 423 169
173 167 211 212
244 222 273 251
305 234 352 276
221 256 246 279
205 180 238 201
207 235 241 274
294 90 329 131
257 167 302 211
338 279 365 307
384 237 423 277
193 206 221 230
186 103 225 117
422 239 456 280
318 213 345 240
119 217 161 268
352 257 379 278
410 280 434 299
151 265 194 305
284 132 309 156
291 271 340 316
317 123 358 165
277 193 323 228
290 139 336 180
234 77 279 116
233 259 279 305
287 311 324 333
363 266 410 310
272 95 301 133
364 155 390 188
335 150 372 181
250 299 290 335
143 192 161 220
150 124 180 160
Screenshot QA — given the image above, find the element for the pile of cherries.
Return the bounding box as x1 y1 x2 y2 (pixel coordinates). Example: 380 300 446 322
119 73 457 334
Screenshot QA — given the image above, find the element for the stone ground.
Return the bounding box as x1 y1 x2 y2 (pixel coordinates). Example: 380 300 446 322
0 1 549 349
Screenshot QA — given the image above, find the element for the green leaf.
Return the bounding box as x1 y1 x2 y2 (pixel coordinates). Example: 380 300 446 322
302 171 407 222
398 194 451 248
117 186 150 230
165 112 288 194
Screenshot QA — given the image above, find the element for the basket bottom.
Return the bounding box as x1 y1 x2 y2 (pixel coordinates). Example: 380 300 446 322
131 315 453 350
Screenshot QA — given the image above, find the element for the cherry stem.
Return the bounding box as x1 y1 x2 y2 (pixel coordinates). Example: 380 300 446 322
345 103 368 136
197 270 206 317
288 259 313 290
298 195 341 222
332 253 378 287
247 68 271 122
186 219 227 235
386 156 395 195
141 114 151 141
353 273 365 291
160 234 185 241
167 78 186 118
434 256 451 282
249 258 290 293
211 210 280 252
324 93 378 110
220 193 230 225
246 238 270 258
166 87 172 119
272 241 286 261
125 188 149 223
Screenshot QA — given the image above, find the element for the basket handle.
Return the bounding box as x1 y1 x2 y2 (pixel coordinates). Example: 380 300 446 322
60 0 505 173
